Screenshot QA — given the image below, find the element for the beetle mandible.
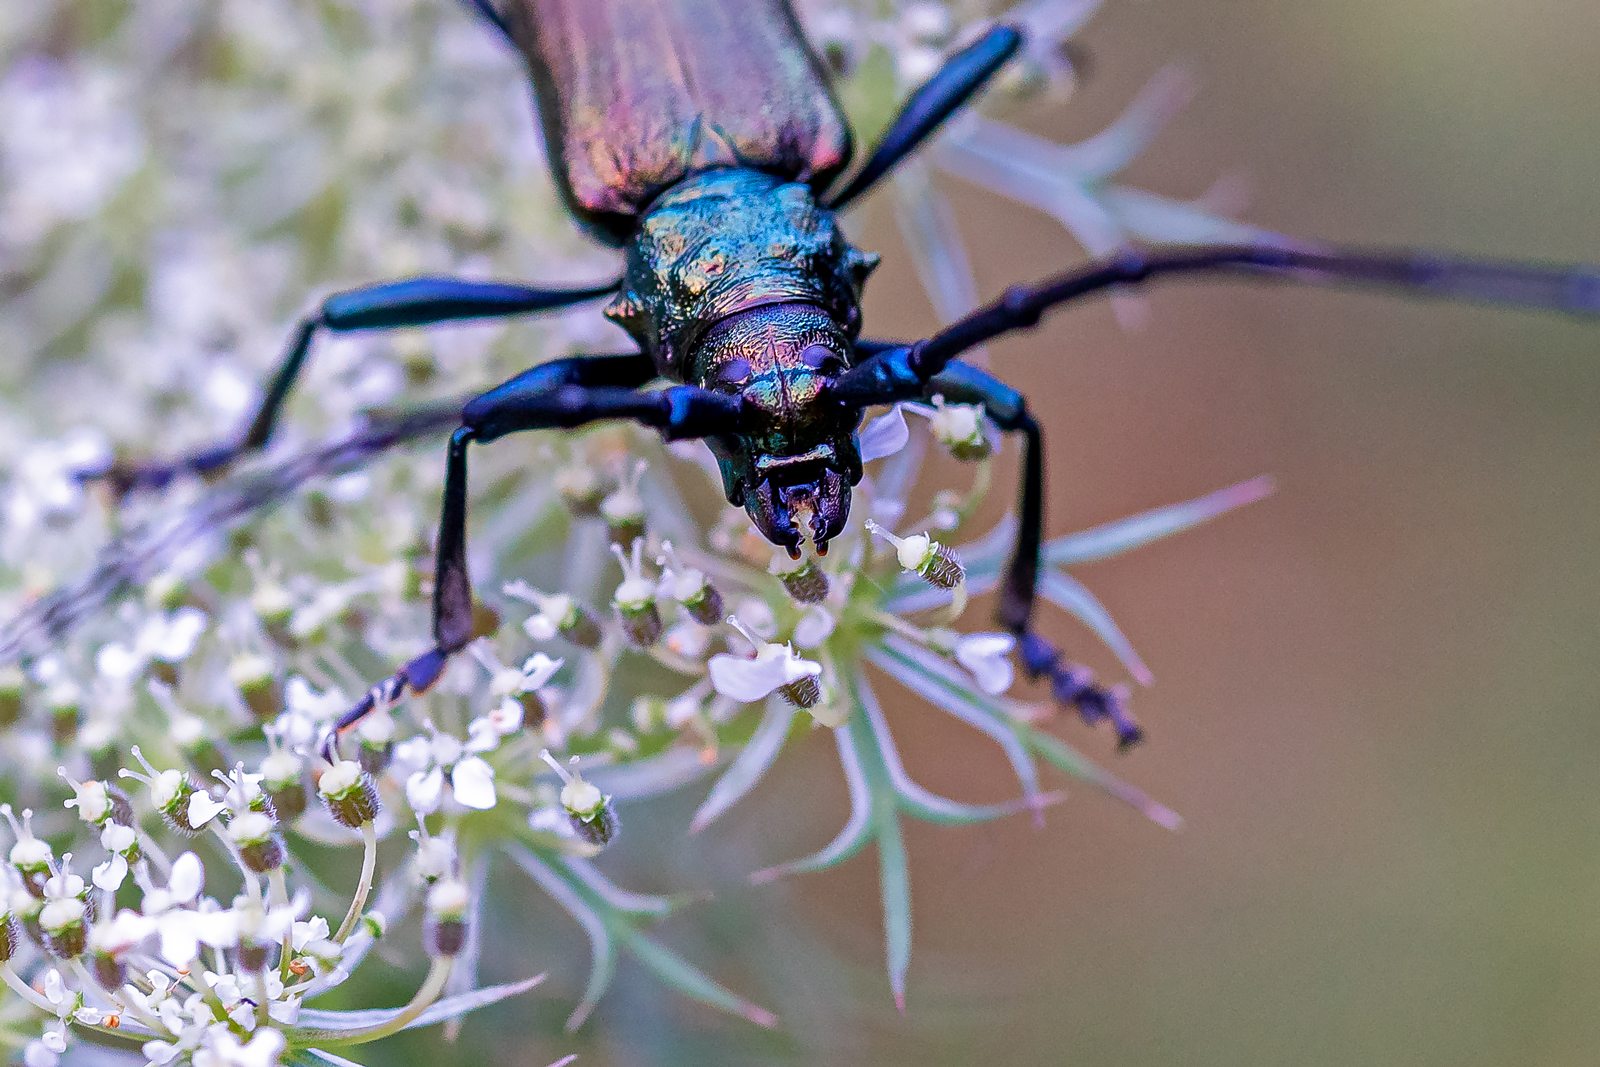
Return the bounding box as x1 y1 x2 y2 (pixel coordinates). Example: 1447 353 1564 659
95 0 1600 748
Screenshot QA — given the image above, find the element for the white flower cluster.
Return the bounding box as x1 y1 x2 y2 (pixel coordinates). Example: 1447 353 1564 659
0 750 530 1067
0 0 1280 1038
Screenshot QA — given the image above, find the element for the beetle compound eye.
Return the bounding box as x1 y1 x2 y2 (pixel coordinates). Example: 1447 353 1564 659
800 344 842 373
715 359 752 386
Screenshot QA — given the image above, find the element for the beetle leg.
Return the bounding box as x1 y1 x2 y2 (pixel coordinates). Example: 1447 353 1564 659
323 364 745 757
922 359 1143 749
825 25 1021 210
90 275 619 497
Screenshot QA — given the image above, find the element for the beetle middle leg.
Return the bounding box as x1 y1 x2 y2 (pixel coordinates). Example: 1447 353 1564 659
323 356 745 756
89 275 618 496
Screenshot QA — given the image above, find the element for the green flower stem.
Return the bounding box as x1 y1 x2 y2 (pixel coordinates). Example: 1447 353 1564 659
907 455 991 532
333 820 378 944
254 969 271 1029
67 959 127 1024
210 821 260 900
134 831 172 876
0 964 56 1013
310 957 454 1047
269 866 296 985
865 607 930 647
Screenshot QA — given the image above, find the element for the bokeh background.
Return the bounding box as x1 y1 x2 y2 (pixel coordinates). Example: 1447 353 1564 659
11 1 1600 1066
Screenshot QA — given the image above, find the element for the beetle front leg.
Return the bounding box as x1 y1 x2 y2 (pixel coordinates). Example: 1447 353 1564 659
922 359 1144 749
91 275 618 497
324 362 744 756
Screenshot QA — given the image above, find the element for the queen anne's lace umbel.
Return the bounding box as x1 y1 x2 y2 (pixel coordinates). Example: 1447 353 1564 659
0 0 1280 1058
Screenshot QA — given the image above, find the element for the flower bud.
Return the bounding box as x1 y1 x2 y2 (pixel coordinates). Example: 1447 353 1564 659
657 541 724 624
630 695 668 734
318 761 380 828
865 521 965 590
559 604 604 648
0 666 24 727
248 557 297 646
424 879 469 957
600 460 648 546
355 712 395 775
3 806 52 895
120 747 209 835
928 489 963 531
541 751 619 848
39 854 87 959
39 898 86 959
227 812 284 873
57 771 112 827
769 551 829 604
555 462 606 516
412 829 455 885
0 914 16 962
144 571 188 612
45 681 81 747
229 654 279 722
238 941 270 973
927 395 993 461
506 584 604 648
611 539 662 647
261 748 306 821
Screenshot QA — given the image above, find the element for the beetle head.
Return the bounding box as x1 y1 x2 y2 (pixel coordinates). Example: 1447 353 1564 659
693 303 864 556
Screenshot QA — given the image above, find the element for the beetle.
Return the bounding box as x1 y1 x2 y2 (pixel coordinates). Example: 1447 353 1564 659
97 0 1600 749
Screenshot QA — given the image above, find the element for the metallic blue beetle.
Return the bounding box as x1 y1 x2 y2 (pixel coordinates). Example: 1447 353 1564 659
102 0 1600 748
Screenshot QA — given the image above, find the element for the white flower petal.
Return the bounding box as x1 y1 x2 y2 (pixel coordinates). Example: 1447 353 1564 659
291 916 329 952
268 994 301 1025
429 731 463 767
406 766 444 815
192 909 239 949
186 790 226 830
149 608 207 661
955 632 1018 695
167 852 204 904
156 918 199 966
141 1041 181 1067
792 607 837 649
100 822 136 852
520 652 563 690
708 651 818 703
91 855 128 892
451 758 497 810
464 718 500 754
94 643 141 679
25 1039 61 1067
857 404 910 463
488 696 524 735
391 735 432 775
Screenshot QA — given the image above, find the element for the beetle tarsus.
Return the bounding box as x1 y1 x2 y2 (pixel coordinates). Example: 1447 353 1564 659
323 645 454 763
1019 632 1143 750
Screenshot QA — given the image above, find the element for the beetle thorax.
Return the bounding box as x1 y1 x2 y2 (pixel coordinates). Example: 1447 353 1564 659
604 169 878 377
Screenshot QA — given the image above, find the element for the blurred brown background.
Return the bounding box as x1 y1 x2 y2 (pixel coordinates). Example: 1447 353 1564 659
375 2 1600 1064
